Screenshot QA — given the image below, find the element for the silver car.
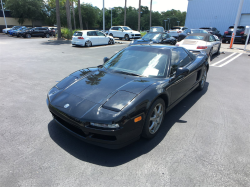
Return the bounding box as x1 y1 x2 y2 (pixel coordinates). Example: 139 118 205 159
176 33 221 62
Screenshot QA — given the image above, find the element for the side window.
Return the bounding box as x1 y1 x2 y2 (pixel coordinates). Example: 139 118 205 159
212 28 216 31
96 31 105 36
162 34 167 39
118 27 122 31
209 35 215 42
170 48 192 76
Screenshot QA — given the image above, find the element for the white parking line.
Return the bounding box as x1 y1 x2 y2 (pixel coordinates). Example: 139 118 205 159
210 53 237 66
87 44 127 49
217 53 242 67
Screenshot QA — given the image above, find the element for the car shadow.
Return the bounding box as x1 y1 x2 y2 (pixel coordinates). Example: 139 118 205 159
40 40 72 45
48 83 209 167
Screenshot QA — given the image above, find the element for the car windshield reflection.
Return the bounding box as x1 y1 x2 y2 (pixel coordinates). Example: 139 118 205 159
103 46 170 77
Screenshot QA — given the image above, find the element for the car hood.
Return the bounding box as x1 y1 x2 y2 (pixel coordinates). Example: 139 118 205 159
50 69 156 118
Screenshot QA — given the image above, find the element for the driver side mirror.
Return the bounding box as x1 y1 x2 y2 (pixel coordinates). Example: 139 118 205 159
103 57 109 64
175 67 189 77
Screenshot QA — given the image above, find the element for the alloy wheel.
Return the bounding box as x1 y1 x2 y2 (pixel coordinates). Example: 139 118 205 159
85 41 92 47
46 34 50 38
149 103 164 134
26 34 31 38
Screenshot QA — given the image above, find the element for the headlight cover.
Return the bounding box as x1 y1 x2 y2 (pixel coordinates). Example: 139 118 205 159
90 123 119 129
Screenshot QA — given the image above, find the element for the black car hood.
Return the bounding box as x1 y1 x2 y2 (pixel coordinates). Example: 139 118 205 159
50 69 156 118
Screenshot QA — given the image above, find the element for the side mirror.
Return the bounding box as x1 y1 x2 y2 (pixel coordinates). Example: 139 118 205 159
103 57 109 64
175 67 189 77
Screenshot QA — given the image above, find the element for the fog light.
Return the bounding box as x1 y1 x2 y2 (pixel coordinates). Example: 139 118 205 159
90 123 119 128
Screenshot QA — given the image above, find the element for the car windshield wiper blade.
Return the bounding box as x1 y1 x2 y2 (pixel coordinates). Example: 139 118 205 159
115 70 143 77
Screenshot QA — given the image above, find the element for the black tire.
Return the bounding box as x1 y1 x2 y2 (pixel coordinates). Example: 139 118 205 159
216 44 221 55
108 39 112 45
26 34 31 38
45 33 50 38
222 40 226 43
85 40 92 47
142 98 165 139
124 34 130 41
197 66 207 91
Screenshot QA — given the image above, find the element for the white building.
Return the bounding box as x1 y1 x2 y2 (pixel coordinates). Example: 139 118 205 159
185 0 250 34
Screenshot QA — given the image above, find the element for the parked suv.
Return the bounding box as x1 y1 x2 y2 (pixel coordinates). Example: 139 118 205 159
108 26 141 41
22 27 51 38
200 27 221 38
222 26 250 44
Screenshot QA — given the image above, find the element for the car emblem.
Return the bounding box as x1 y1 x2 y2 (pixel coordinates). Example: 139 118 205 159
64 104 70 108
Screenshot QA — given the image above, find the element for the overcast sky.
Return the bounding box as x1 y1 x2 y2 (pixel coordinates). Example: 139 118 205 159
80 0 188 12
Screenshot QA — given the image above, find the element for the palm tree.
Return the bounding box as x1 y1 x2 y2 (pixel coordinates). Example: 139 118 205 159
66 0 72 32
78 0 83 29
150 0 152 28
72 1 76 30
124 0 127 26
138 0 141 31
55 0 61 39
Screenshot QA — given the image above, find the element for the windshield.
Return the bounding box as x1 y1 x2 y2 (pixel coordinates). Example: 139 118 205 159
185 35 205 40
142 33 162 41
150 27 164 32
73 32 83 36
103 46 170 77
191 29 208 34
123 27 132 30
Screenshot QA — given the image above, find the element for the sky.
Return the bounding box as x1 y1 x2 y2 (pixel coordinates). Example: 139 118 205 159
80 0 188 12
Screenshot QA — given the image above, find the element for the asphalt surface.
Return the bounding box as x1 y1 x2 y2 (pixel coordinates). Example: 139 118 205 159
1 34 250 186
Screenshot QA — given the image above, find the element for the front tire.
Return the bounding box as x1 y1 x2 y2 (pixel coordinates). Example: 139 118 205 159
197 67 207 91
142 98 165 139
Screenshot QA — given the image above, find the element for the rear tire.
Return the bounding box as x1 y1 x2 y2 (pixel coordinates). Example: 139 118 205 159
109 33 113 37
124 34 130 41
197 66 207 91
142 98 165 139
45 33 50 38
85 40 92 47
222 40 226 43
26 34 31 38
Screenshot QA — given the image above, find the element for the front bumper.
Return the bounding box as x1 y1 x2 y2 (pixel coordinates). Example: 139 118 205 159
47 100 144 149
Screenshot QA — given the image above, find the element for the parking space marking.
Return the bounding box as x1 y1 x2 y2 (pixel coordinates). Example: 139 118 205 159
217 53 243 67
210 53 237 67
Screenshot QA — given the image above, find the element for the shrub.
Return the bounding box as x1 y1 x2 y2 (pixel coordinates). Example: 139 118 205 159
61 28 80 40
140 31 147 37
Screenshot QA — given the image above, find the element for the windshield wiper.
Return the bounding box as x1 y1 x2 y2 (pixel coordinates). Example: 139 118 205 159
115 70 143 77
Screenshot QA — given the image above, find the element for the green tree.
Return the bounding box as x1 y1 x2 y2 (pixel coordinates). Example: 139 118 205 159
5 0 45 26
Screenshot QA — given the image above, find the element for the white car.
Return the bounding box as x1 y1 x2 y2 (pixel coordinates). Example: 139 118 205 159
108 26 141 41
176 33 221 62
71 30 115 47
168 26 188 39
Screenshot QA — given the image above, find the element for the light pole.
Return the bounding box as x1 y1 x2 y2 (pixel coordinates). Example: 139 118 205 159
110 8 113 27
1 0 7 28
164 20 167 31
103 0 105 32
177 21 180 26
167 18 170 30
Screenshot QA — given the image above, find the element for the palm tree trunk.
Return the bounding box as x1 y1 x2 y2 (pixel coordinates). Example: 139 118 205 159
150 0 152 28
124 0 127 26
78 0 83 30
66 0 72 32
138 0 141 32
72 1 76 30
55 0 61 39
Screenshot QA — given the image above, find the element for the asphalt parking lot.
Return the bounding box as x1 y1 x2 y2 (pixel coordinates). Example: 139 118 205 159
1 34 250 186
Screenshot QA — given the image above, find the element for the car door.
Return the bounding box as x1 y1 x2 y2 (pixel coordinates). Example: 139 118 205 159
209 35 218 54
96 31 109 45
117 27 123 38
169 48 196 105
87 31 98 45
32 28 39 36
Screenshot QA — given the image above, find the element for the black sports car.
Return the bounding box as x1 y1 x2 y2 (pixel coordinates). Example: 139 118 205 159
47 45 209 149
131 32 177 45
